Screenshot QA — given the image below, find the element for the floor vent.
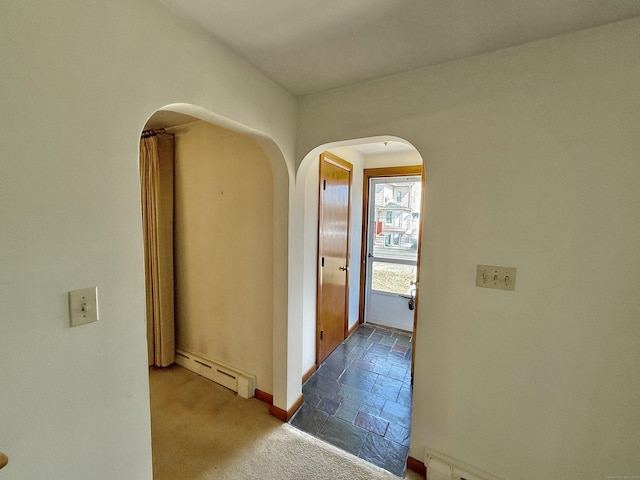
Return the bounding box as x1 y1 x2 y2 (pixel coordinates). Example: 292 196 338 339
425 448 507 480
175 348 256 399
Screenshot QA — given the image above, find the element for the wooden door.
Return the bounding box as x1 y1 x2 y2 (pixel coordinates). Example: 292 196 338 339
317 152 352 365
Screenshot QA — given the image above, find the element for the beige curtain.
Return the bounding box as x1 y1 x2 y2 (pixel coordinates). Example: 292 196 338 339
140 133 175 367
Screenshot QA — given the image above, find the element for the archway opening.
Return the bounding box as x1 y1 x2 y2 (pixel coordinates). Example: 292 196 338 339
139 104 295 464
290 136 426 477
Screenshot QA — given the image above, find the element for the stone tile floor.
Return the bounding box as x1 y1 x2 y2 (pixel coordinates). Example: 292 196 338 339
289 324 413 477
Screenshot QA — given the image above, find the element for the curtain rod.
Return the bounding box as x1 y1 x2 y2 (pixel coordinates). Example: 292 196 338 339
141 127 168 138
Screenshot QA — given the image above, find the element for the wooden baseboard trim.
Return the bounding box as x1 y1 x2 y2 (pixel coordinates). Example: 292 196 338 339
407 456 426 477
302 364 317 384
254 389 273 405
347 321 360 338
269 394 304 422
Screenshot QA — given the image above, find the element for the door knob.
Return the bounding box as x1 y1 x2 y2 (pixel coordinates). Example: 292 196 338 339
0 452 8 470
339 266 349 271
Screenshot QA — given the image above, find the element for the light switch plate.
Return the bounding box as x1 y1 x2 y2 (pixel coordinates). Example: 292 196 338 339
68 287 99 327
476 265 516 291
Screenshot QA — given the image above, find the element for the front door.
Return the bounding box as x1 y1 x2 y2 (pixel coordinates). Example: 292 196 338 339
316 152 352 365
362 167 423 332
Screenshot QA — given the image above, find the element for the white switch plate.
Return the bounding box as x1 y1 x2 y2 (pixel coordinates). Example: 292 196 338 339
476 265 516 291
68 287 99 327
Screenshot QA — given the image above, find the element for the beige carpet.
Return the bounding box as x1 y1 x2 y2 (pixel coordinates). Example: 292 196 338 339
150 365 424 480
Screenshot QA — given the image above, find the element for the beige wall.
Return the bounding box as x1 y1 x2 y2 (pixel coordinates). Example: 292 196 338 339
172 120 274 393
297 17 640 480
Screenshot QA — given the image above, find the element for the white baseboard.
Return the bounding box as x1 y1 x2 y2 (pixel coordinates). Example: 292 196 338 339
425 447 507 480
175 348 256 399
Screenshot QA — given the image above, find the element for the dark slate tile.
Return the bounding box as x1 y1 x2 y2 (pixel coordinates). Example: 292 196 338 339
355 411 389 437
391 344 408 354
371 375 404 402
345 342 371 356
387 358 410 369
392 330 410 337
360 404 382 417
393 335 411 346
337 384 371 404
305 374 342 398
335 398 362 423
387 364 408 382
317 397 340 416
315 362 345 381
317 416 367 456
365 394 387 410
380 336 396 346
322 347 351 369
346 350 369 363
374 327 394 338
390 349 407 360
345 335 371 348
302 390 322 408
290 404 329 436
338 366 378 392
369 333 384 343
359 432 409 477
360 395 386 416
385 424 411 447
290 322 415 475
371 361 391 376
397 385 413 407
355 326 375 337
380 400 412 429
369 343 392 355
302 383 322 400
352 359 376 372
363 352 384 364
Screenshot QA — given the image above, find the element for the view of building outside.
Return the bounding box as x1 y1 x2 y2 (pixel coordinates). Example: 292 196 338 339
371 179 421 294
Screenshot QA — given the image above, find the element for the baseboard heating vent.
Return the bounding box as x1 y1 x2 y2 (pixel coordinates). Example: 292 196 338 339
175 348 256 399
425 448 507 480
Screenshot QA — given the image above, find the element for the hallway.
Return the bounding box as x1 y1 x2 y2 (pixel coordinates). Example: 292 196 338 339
290 325 413 476
149 365 423 480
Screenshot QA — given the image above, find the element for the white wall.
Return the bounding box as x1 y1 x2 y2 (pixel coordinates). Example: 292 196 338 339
297 18 640 480
300 156 320 372
0 0 296 478
364 150 423 170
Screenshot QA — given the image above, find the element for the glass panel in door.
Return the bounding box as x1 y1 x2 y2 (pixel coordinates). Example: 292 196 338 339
365 177 421 331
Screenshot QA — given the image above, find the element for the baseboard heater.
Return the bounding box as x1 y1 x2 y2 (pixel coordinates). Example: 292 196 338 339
175 348 256 399
425 447 507 480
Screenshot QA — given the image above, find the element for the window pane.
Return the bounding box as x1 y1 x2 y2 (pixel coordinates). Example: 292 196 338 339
371 262 417 294
372 178 421 262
